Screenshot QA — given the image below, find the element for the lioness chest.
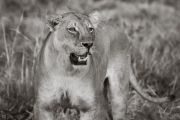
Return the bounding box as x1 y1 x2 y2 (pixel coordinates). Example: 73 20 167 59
36 54 108 111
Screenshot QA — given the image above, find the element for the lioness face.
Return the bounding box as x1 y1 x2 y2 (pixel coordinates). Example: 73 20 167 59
50 13 96 66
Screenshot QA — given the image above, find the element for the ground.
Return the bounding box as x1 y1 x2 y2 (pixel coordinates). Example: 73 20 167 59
0 0 180 120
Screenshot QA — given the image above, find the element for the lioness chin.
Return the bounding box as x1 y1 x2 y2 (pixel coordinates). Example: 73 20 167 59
33 11 175 120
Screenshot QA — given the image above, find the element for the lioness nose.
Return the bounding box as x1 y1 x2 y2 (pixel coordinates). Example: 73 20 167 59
82 43 93 49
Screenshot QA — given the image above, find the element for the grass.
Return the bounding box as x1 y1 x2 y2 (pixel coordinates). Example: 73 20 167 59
0 0 180 119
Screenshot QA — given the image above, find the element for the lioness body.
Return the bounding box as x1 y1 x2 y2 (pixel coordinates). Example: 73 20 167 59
34 12 174 120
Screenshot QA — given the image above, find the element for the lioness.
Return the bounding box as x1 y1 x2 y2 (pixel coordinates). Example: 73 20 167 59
33 11 175 120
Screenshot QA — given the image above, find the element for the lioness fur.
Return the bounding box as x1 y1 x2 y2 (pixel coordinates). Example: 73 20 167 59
33 11 175 120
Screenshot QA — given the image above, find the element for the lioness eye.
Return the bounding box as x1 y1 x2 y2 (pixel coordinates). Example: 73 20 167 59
68 27 76 32
89 28 94 33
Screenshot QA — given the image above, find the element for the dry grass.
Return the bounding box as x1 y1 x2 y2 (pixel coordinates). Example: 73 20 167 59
0 0 180 120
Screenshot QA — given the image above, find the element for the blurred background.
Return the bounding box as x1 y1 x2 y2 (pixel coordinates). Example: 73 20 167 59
0 0 180 119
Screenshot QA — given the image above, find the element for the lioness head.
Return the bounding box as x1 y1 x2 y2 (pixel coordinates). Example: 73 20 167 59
46 11 101 66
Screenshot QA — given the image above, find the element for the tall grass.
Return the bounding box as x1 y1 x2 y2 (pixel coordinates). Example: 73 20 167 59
0 0 180 120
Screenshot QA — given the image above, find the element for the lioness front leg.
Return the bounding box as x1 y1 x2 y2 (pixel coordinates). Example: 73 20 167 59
107 55 130 120
79 91 112 120
107 71 129 120
80 109 96 120
108 73 129 120
80 105 111 120
33 102 54 120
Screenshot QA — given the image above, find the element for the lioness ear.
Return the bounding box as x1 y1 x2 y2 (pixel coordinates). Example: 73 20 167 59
46 15 62 32
89 11 101 28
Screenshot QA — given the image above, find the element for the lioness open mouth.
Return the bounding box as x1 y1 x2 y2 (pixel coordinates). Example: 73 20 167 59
70 52 89 65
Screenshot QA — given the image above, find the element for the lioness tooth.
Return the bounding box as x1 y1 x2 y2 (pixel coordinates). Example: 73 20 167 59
78 56 83 62
84 57 87 61
78 56 81 61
